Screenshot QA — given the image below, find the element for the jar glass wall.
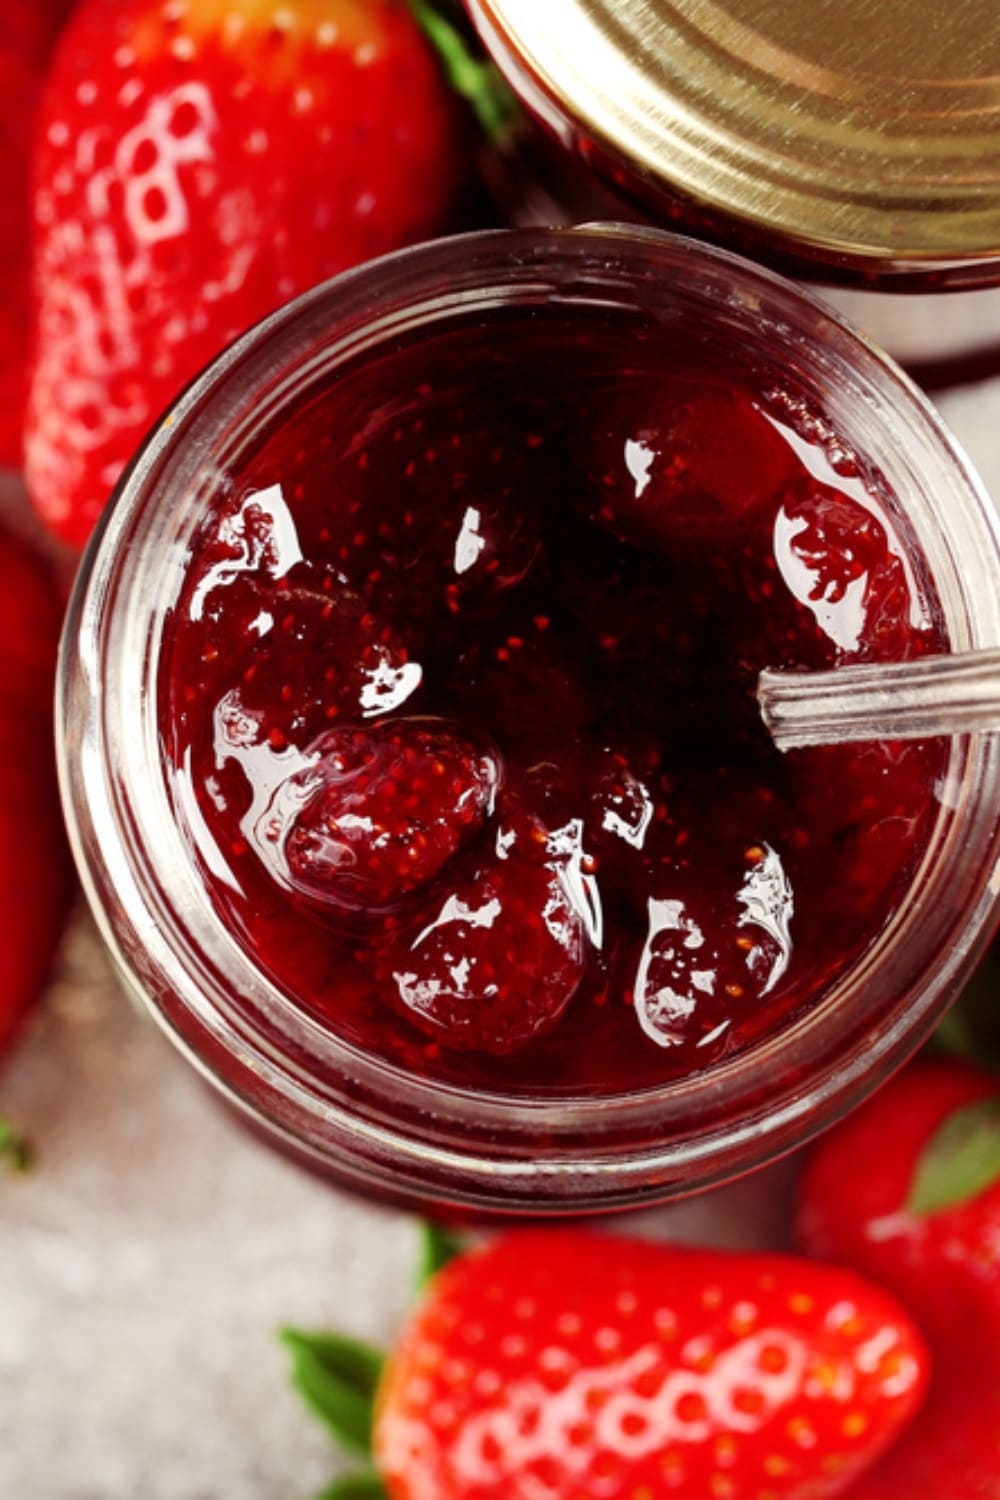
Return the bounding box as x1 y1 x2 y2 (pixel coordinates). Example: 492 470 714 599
59 227 1000 1215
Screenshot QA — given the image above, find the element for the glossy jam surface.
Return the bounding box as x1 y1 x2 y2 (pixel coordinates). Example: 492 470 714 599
161 310 946 1096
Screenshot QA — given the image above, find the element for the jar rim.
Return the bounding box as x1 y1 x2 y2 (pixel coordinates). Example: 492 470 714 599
59 225 1000 1211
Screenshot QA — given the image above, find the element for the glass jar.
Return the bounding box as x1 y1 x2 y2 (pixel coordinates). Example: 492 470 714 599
467 0 1000 374
59 226 1000 1215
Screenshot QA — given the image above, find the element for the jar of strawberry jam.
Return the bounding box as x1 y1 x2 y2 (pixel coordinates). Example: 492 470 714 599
467 0 1000 376
60 227 1000 1213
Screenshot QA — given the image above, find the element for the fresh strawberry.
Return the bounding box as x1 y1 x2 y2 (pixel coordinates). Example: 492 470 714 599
26 0 467 548
0 48 38 470
4 0 76 70
286 1229 928 1500
0 2 76 471
796 1060 1000 1346
795 1060 1000 1498
378 809 590 1054
840 1390 1000 1500
281 718 500 916
0 522 74 1056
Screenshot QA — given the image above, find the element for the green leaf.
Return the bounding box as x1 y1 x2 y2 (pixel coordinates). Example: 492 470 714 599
931 950 1000 1069
0 1116 34 1173
280 1328 386 1458
407 0 521 142
313 1474 388 1500
907 1096 1000 1215
929 1003 980 1064
417 1221 465 1289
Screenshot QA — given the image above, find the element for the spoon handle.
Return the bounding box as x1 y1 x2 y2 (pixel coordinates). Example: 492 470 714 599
759 647 1000 751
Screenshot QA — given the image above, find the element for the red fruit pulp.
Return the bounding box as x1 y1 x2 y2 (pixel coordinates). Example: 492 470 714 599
161 308 946 1092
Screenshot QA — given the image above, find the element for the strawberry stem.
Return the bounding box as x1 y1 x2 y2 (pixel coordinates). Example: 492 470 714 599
313 1474 388 1499
284 1228 464 1498
907 1094 1000 1214
407 0 521 143
280 1328 385 1458
0 1116 34 1173
931 947 1000 1069
930 1005 979 1064
417 1220 465 1289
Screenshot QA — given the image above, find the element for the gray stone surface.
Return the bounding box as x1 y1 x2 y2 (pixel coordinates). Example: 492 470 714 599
1 914 796 1500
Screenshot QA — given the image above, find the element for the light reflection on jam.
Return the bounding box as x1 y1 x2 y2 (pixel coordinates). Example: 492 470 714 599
160 312 946 1094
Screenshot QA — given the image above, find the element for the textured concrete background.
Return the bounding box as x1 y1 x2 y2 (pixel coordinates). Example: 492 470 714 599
0 913 797 1500
1 376 996 1500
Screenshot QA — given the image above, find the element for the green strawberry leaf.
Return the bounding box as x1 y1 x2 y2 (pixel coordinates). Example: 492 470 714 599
313 1474 388 1500
931 950 1000 1069
0 1116 34 1173
907 1096 1000 1215
408 0 521 142
417 1220 465 1289
281 1328 385 1458
930 1003 980 1065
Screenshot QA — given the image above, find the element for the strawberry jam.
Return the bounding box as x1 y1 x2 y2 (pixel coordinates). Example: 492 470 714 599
161 308 946 1095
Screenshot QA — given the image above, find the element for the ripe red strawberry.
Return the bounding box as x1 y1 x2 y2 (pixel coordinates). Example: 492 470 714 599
0 3 77 471
0 522 74 1055
795 1059 1000 1498
4 0 76 71
26 0 467 548
281 718 500 915
0 48 38 471
364 1232 928 1500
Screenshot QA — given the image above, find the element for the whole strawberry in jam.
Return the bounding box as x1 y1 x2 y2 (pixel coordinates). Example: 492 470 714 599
26 0 466 547
577 374 930 676
576 375 800 548
171 488 426 752
284 1229 931 1500
279 389 553 645
378 805 591 1055
796 1060 1000 1498
279 719 500 918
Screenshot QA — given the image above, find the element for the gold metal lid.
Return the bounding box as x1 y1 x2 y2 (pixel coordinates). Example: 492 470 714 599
469 0 1000 272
